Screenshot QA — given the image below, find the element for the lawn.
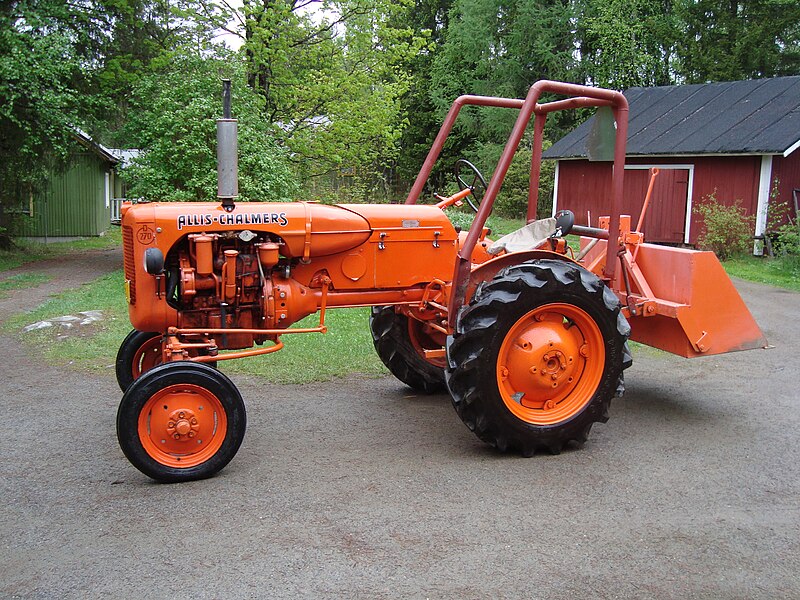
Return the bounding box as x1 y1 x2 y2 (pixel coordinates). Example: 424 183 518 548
5 221 798 385
7 269 389 384
0 229 121 272
722 254 800 292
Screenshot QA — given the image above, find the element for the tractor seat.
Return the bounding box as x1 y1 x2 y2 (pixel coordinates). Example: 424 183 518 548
487 210 574 256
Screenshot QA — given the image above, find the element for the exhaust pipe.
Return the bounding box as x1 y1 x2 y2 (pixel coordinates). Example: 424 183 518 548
217 79 238 212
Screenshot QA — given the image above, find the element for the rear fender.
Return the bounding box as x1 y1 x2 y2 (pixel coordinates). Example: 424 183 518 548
465 250 577 304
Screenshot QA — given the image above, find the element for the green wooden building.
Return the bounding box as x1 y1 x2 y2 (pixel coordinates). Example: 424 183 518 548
11 130 121 239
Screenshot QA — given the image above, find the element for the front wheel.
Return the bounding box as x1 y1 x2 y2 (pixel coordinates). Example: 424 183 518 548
116 329 218 392
446 259 631 455
115 330 162 392
116 362 246 483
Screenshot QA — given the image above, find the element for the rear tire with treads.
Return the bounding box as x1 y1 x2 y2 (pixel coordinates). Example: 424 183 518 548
370 306 446 393
445 259 631 455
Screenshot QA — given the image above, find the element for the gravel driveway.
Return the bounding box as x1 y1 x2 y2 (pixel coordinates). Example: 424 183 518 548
0 252 797 599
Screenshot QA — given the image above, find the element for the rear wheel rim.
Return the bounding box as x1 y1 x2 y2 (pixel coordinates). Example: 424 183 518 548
137 384 228 468
496 303 604 425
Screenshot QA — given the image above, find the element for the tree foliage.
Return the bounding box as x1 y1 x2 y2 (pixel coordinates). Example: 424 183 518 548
124 55 295 202
1 0 799 238
189 0 428 193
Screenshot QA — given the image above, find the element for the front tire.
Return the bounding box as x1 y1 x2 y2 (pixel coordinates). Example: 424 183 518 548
116 330 162 392
446 259 631 455
116 329 218 392
117 362 246 483
370 306 446 393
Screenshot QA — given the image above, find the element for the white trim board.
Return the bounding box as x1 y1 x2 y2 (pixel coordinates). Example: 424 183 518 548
783 138 800 158
754 155 774 255
551 161 560 217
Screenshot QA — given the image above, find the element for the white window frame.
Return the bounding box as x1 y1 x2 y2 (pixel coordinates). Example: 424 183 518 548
104 171 111 209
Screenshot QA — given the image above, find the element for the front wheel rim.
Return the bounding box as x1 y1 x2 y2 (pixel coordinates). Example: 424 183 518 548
496 303 605 425
132 336 162 379
137 384 228 468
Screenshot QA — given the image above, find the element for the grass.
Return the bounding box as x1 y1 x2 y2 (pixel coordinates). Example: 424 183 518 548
8 269 387 383
0 228 121 272
6 271 130 372
721 254 800 292
0 273 51 298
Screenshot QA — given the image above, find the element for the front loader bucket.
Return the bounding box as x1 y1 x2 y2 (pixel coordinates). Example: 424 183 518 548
623 243 767 357
580 238 767 358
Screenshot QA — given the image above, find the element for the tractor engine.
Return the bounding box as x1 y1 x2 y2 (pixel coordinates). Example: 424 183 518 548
170 233 270 349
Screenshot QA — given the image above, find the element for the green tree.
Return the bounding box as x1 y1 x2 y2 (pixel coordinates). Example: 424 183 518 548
426 0 574 213
392 0 454 191
124 55 296 202
576 0 678 89
0 0 98 246
92 0 196 140
190 0 428 197
677 0 800 83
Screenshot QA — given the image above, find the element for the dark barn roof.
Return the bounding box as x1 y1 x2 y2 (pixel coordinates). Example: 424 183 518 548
544 77 800 159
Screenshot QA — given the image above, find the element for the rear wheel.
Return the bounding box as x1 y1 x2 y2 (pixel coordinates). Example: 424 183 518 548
446 259 631 455
116 362 246 483
370 306 446 393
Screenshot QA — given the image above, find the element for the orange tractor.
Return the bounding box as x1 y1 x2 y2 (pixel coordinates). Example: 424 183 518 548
116 80 765 482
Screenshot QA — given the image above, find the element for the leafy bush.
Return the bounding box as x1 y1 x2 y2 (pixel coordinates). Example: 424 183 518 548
466 140 555 219
124 54 296 203
693 191 755 259
765 186 800 261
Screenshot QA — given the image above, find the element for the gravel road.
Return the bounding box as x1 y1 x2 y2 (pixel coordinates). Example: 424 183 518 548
0 252 797 599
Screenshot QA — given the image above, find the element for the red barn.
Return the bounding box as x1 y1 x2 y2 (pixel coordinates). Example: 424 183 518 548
543 77 800 251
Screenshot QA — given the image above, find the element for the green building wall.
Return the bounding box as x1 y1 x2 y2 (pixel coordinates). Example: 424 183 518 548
12 150 113 238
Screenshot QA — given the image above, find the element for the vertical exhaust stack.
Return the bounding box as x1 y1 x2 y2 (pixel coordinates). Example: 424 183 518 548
217 79 238 212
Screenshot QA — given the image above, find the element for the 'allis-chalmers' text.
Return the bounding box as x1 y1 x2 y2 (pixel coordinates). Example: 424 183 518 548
177 212 289 231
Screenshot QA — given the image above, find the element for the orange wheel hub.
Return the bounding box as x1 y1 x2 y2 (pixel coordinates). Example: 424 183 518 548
497 303 604 425
138 384 228 468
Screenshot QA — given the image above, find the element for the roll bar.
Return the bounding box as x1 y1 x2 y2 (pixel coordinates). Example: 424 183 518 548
404 80 629 324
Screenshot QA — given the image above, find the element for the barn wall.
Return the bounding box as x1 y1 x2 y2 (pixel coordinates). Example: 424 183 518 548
554 155 762 244
770 150 800 223
677 156 760 242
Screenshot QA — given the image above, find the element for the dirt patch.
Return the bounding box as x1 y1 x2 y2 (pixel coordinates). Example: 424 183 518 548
0 247 121 324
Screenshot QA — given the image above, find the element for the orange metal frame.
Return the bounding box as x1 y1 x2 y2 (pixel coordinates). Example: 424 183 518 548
121 79 765 366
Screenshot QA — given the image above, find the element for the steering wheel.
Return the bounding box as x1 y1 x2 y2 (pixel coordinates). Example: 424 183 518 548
455 159 488 213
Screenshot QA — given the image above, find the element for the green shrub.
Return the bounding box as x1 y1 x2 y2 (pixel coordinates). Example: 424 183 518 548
765 186 800 261
693 191 755 260
466 140 555 219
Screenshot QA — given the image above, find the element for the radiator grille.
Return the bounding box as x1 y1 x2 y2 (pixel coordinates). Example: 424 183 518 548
122 225 136 305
